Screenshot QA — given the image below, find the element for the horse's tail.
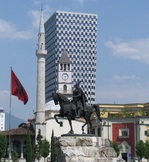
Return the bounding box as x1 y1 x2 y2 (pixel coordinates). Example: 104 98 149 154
92 104 102 122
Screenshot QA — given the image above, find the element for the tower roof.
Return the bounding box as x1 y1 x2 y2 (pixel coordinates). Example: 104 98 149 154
59 49 71 64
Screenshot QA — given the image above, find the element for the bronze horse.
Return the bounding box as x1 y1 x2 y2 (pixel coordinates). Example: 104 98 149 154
52 92 102 134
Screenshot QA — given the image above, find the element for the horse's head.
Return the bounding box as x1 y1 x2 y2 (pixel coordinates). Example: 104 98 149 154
52 92 59 105
52 92 70 105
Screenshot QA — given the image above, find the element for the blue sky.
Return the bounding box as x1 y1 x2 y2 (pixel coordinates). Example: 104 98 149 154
0 0 149 120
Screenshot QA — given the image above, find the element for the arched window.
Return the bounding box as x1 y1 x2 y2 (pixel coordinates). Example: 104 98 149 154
60 64 63 70
64 64 66 71
63 85 67 92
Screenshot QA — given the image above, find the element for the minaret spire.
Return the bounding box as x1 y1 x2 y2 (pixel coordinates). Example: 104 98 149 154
35 8 47 139
39 6 44 34
37 7 46 52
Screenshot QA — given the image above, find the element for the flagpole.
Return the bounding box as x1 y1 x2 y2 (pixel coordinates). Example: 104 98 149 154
9 67 12 161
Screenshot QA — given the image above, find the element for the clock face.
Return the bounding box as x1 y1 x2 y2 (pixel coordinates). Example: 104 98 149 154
62 73 69 80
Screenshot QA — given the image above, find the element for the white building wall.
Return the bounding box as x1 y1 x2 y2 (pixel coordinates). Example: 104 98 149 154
94 117 149 162
46 118 87 142
139 122 145 141
102 121 112 140
0 107 5 131
139 118 149 142
45 110 87 143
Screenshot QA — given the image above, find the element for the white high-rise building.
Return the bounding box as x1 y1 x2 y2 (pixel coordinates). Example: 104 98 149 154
0 107 5 131
45 11 98 104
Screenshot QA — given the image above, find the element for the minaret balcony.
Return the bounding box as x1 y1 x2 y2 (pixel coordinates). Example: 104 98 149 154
36 49 47 56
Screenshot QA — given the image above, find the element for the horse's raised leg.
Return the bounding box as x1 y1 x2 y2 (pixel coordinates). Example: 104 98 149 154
82 121 87 134
54 114 63 127
93 105 102 122
82 116 93 134
81 116 89 134
88 119 93 134
67 116 74 134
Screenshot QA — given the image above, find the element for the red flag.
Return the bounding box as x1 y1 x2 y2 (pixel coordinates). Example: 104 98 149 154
11 69 28 104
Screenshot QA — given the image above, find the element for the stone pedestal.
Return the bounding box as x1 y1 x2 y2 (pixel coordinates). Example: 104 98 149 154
55 135 124 162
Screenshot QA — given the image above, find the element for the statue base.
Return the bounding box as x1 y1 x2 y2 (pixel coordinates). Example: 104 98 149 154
55 136 124 162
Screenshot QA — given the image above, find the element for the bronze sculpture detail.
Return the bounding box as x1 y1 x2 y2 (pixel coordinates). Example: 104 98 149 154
52 82 102 134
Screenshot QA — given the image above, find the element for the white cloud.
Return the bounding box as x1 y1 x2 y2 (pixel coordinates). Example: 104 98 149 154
33 0 42 5
0 19 33 40
111 74 136 81
105 38 149 64
44 5 55 21
33 0 53 5
0 90 10 96
0 19 15 33
76 0 85 4
28 6 54 30
28 10 40 29
95 82 149 104
12 31 33 40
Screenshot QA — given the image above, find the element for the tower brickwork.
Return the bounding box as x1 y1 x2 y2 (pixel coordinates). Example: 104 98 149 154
57 49 73 99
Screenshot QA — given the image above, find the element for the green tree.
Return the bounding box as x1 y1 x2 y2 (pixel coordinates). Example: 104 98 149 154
11 150 19 162
144 140 149 162
120 109 132 117
25 128 33 162
136 140 145 161
0 134 7 162
51 130 56 162
34 129 51 162
109 140 120 157
34 144 40 162
41 139 50 161
34 129 43 162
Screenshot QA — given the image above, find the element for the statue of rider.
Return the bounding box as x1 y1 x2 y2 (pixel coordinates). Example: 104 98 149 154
73 81 87 118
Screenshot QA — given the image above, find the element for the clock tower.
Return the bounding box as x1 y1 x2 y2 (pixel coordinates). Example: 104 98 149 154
57 49 73 98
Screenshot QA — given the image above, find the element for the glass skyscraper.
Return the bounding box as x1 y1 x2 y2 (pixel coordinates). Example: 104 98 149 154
45 11 97 104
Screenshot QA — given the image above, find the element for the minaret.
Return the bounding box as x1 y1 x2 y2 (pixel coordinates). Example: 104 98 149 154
35 8 47 138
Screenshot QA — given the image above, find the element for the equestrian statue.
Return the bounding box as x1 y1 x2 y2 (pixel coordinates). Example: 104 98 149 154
52 81 102 134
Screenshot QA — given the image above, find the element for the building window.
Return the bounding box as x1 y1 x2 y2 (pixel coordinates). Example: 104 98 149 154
92 128 95 134
60 64 63 70
64 64 66 71
63 85 67 93
145 130 149 137
119 128 129 138
98 127 101 137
